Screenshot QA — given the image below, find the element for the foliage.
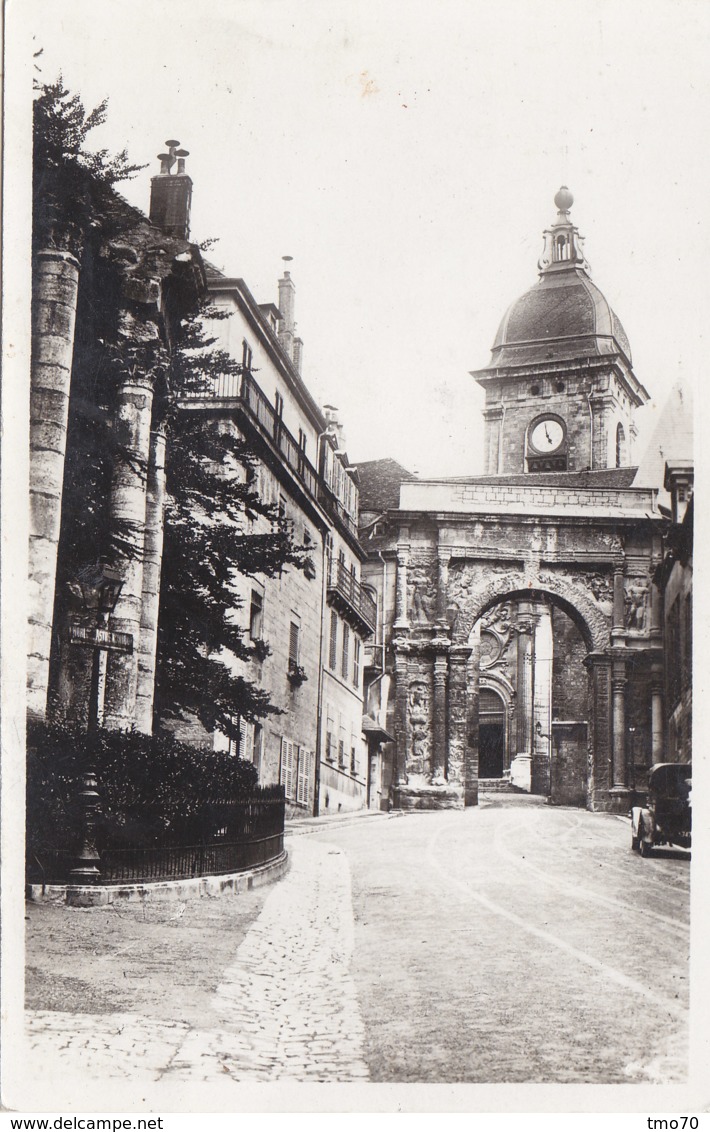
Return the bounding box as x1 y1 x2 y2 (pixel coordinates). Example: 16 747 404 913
26 720 265 855
154 303 311 740
34 79 147 597
33 76 144 252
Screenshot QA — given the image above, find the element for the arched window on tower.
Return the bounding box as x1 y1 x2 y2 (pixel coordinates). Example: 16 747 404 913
615 422 628 468
556 234 569 261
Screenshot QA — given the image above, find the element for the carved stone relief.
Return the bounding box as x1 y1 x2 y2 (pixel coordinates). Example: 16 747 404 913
407 559 437 624
407 678 432 775
624 582 648 631
449 562 610 652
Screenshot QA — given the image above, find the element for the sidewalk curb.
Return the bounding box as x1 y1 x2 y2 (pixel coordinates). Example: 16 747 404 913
285 810 403 837
26 850 290 907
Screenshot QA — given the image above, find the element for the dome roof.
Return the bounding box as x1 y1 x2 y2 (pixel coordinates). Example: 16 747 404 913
485 188 632 370
491 268 632 368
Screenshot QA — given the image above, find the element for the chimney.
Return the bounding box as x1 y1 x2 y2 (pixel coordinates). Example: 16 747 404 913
149 140 192 240
277 256 296 362
293 336 304 374
323 404 346 449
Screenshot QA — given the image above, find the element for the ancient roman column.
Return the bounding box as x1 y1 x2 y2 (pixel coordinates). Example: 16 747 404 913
650 665 664 764
431 653 448 781
28 247 81 719
394 534 410 628
612 560 625 641
512 603 534 790
447 646 471 793
611 660 628 790
134 421 168 733
102 370 155 730
585 653 612 805
393 640 410 789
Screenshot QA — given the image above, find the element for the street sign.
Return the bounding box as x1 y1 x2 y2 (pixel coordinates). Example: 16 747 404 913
69 624 134 652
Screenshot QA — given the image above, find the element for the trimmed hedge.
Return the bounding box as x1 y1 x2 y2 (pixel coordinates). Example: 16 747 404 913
26 720 265 855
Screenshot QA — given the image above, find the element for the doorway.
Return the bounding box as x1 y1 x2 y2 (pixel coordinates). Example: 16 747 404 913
479 720 505 777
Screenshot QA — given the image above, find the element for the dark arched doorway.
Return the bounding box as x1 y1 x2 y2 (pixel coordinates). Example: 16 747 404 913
478 687 506 777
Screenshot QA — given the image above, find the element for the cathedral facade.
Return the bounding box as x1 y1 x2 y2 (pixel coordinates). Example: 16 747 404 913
360 189 672 814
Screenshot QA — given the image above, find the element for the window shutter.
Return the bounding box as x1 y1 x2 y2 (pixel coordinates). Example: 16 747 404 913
341 623 350 679
289 621 300 668
280 737 295 800
329 611 338 670
296 746 311 806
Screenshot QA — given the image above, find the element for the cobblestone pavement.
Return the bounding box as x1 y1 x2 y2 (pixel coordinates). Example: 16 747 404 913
25 839 369 1087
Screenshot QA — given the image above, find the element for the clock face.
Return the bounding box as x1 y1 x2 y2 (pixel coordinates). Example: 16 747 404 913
530 418 565 453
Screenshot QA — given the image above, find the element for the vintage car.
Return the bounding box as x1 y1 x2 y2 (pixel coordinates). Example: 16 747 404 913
631 762 692 857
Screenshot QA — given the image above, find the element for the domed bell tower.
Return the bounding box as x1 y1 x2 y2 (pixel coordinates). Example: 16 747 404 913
471 189 649 476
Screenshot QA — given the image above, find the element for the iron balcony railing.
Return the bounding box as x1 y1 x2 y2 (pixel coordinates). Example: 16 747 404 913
327 560 377 637
181 371 358 536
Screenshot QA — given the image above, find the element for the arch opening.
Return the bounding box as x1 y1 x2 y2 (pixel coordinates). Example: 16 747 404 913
467 593 590 804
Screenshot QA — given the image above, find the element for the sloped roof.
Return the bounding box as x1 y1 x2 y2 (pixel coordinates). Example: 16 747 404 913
357 458 416 512
437 468 639 489
634 382 694 496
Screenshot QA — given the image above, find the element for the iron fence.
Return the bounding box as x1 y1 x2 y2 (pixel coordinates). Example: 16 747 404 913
27 794 285 887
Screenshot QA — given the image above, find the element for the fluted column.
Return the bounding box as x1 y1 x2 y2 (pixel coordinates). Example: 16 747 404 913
28 247 81 718
436 548 449 629
102 372 155 730
650 665 664 764
612 560 625 642
431 653 448 781
393 641 410 788
447 647 471 790
611 661 628 789
134 422 167 733
394 534 410 628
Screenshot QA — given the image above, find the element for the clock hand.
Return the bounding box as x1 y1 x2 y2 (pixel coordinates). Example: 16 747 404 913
545 424 552 444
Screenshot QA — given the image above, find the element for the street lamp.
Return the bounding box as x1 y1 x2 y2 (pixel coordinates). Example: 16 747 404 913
68 563 125 884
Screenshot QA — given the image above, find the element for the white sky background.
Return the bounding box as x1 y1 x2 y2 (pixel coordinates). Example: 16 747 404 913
16 0 710 476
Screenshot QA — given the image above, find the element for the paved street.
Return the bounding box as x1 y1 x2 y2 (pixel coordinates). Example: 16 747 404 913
23 797 690 1101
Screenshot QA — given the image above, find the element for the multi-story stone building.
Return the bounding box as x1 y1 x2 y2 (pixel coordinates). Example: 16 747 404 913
359 189 692 813
183 263 374 813
30 143 375 816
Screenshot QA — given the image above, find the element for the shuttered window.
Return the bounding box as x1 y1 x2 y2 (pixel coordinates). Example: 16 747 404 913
296 748 314 807
280 737 296 800
329 611 338 670
288 621 300 668
341 623 350 680
353 637 361 688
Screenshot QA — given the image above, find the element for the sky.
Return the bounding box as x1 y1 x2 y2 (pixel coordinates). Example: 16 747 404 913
11 0 710 476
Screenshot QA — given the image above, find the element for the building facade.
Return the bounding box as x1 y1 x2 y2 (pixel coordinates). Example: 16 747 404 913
30 144 375 816
359 189 687 813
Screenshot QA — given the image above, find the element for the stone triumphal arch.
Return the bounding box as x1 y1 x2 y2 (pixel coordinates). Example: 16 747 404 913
362 189 666 813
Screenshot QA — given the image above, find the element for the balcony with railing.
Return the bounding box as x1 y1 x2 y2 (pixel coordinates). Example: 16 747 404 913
327 560 377 638
179 370 358 536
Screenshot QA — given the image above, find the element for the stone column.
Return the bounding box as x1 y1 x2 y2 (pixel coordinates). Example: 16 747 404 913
612 560 625 642
28 248 81 719
447 646 471 790
392 640 410 789
134 422 167 733
436 548 449 629
511 604 534 791
431 653 448 782
650 665 664 764
102 371 155 730
611 660 628 790
585 653 612 808
394 534 410 628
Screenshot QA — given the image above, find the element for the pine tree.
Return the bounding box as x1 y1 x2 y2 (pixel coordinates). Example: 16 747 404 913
154 306 310 741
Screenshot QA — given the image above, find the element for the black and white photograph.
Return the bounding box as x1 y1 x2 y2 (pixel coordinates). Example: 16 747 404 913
1 0 708 1119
